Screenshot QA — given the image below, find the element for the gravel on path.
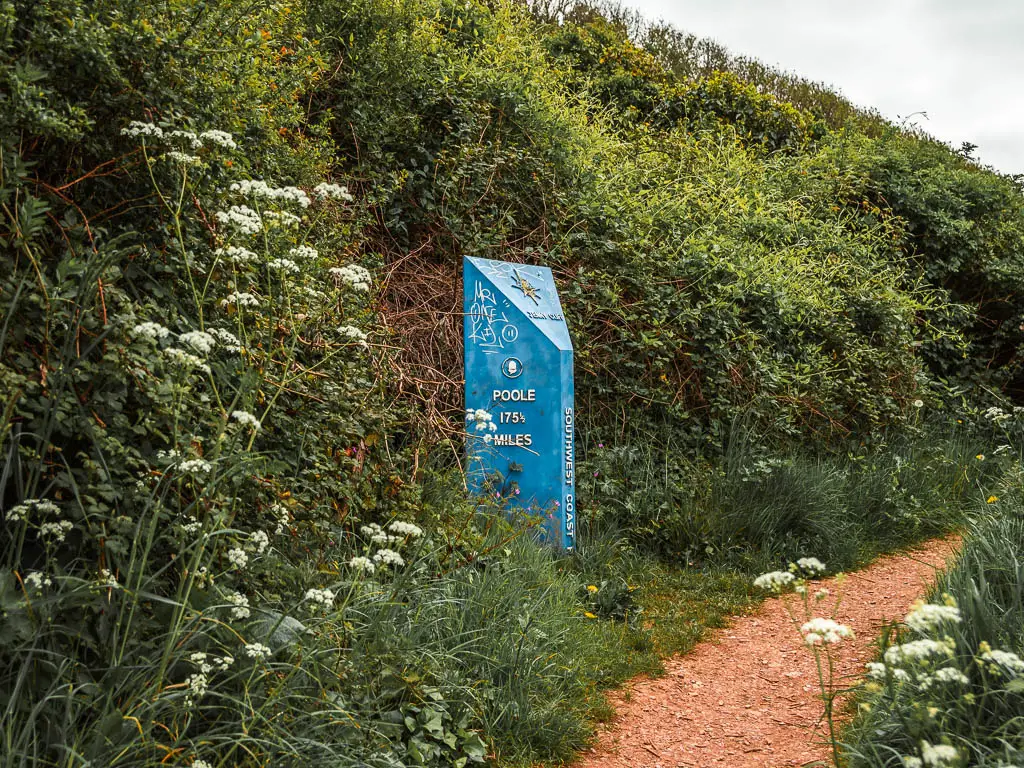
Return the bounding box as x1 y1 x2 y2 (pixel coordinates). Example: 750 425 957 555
575 536 960 768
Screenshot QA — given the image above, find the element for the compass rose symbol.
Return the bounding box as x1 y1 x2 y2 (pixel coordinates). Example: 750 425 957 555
511 268 541 305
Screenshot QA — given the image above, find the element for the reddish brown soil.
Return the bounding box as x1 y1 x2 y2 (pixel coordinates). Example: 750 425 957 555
576 537 960 768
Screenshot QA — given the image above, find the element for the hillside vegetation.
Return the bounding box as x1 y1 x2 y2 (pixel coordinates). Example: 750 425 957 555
1 0 1023 765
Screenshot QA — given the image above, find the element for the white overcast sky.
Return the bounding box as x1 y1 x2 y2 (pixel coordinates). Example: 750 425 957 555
623 0 1024 176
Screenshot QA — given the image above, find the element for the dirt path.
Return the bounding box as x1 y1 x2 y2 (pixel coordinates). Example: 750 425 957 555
577 537 960 768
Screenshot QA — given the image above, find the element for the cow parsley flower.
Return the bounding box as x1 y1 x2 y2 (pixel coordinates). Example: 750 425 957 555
215 205 262 236
221 292 260 308
169 129 202 149
122 121 165 139
466 408 498 432
288 245 318 261
227 591 250 619
268 258 299 273
866 662 911 682
208 328 241 352
795 557 826 576
6 498 59 522
215 245 258 264
248 530 269 555
246 643 271 660
305 588 335 612
348 556 376 575
373 548 405 568
919 742 961 767
338 325 368 345
39 520 74 542
192 761 213 768
227 548 248 570
271 504 290 535
800 618 853 645
179 459 212 474
23 571 52 591
262 209 302 228
179 330 217 355
164 347 211 374
753 570 795 592
133 322 171 341
164 151 201 166
98 569 118 587
388 521 423 538
329 264 372 292
313 182 354 201
978 644 1024 676
230 180 310 208
185 672 208 705
199 129 237 149
885 638 955 666
904 600 961 633
231 410 261 430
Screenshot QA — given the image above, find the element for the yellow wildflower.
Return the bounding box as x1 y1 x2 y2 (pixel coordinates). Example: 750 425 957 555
584 611 598 619
586 584 599 593
987 495 998 504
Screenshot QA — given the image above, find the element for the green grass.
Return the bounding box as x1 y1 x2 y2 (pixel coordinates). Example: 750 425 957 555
840 467 1024 768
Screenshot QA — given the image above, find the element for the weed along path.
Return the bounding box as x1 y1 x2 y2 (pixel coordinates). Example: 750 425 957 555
576 536 960 768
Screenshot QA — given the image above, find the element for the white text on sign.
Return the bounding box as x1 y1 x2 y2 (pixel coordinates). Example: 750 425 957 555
492 389 536 402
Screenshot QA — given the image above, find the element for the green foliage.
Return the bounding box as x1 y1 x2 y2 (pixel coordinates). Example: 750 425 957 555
843 487 1024 767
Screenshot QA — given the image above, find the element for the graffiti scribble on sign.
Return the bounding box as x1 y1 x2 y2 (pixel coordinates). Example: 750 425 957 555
469 280 519 354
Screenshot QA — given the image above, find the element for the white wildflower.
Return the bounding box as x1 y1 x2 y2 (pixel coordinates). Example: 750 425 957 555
23 572 52 591
245 643 271 660
305 588 336 612
903 757 923 768
466 409 496 432
216 655 234 670
231 410 261 431
289 245 319 261
262 209 302 228
248 530 270 555
979 646 1024 676
912 399 924 408
122 121 165 139
39 520 74 542
164 151 201 166
329 264 372 292
192 761 213 768
199 129 237 149
388 520 423 539
373 548 405 568
338 325 368 345
795 557 826 576
313 182 354 201
753 570 795 593
227 591 250 619
185 672 208 705
182 516 202 535
208 327 241 352
215 205 262 236
133 322 171 341
271 504 290 535
189 651 212 672
885 638 955 666
169 130 202 149
230 180 310 208
98 569 118 587
179 459 212 474
800 618 853 645
348 556 376 575
932 667 970 685
163 347 211 374
268 258 300 273
7 498 59 522
178 330 217 355
214 245 258 264
227 548 248 570
920 741 960 767
221 291 260 308
904 600 961 633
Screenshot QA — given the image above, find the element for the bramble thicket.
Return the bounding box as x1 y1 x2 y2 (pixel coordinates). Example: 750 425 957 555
2 0 1023 765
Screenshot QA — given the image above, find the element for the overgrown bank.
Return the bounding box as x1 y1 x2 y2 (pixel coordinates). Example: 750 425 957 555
2 0 1024 765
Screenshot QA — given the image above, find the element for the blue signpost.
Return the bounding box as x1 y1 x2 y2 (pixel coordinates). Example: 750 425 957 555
463 257 576 551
